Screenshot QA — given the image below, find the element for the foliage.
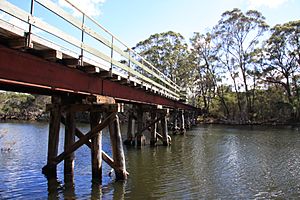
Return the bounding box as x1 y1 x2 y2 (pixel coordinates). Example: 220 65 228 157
212 8 269 121
0 92 50 120
261 20 300 120
129 10 299 124
132 31 193 87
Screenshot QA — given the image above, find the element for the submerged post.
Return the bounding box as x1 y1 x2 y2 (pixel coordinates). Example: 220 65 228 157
108 113 128 180
180 110 186 135
186 112 191 130
161 110 170 146
124 112 135 146
150 111 157 146
64 110 75 183
136 106 146 146
90 112 102 183
172 109 179 135
42 96 61 179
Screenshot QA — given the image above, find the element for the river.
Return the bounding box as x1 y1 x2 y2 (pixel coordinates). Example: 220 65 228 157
0 121 300 199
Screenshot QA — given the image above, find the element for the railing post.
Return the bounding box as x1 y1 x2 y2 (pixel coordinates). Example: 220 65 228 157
79 14 85 66
25 0 35 48
109 36 114 76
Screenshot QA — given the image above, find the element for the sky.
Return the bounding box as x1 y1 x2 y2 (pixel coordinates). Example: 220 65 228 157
2 0 300 47
96 0 300 47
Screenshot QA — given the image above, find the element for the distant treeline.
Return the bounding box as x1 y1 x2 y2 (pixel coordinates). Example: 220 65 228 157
131 8 299 124
0 92 50 121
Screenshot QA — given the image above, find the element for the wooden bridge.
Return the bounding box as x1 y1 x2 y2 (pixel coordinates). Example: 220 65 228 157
0 0 199 184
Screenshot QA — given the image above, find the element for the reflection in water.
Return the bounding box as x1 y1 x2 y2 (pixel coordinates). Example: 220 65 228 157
1 122 300 199
47 178 62 200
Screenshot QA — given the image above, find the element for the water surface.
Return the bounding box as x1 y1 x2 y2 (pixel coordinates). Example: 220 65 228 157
0 122 300 199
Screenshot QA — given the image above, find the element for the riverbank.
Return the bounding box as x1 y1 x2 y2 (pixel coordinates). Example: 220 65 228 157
199 116 300 126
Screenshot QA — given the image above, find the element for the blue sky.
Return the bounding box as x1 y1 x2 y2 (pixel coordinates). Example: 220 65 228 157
97 0 300 47
2 0 300 47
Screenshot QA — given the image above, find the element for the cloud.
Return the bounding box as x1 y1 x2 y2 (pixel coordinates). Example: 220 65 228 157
56 0 106 17
248 0 289 8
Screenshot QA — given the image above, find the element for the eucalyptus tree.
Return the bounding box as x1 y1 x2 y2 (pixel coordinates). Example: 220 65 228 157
213 8 268 121
132 31 192 87
262 20 300 120
190 32 227 115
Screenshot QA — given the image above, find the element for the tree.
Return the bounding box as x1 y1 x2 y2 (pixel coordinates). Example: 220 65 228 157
213 8 268 121
190 32 220 114
132 31 192 87
262 20 300 120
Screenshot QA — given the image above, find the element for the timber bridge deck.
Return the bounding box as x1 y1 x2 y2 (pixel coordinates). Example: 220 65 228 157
0 0 199 184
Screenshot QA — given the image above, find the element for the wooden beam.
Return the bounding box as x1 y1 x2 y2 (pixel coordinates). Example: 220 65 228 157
86 95 116 104
7 38 27 49
41 50 63 61
80 65 100 74
98 71 112 79
47 103 118 113
61 58 79 67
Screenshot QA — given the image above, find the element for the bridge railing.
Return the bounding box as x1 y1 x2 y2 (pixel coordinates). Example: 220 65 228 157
0 0 182 100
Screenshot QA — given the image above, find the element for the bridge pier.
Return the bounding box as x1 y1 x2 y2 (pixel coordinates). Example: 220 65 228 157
160 110 170 146
185 112 191 130
150 111 157 146
43 96 61 179
136 106 146 146
42 95 128 184
123 106 171 147
64 108 76 183
172 110 180 135
124 111 136 146
179 110 186 135
90 112 102 183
